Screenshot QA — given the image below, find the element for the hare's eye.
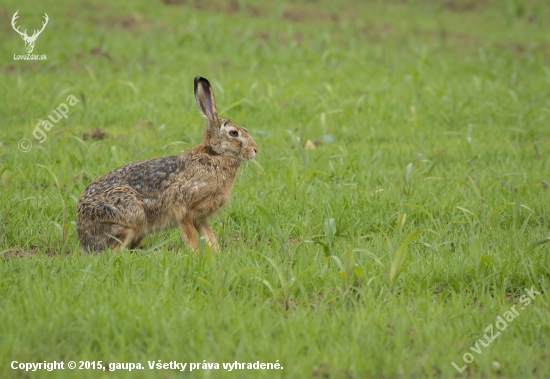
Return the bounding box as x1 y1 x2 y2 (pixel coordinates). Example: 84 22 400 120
229 130 239 137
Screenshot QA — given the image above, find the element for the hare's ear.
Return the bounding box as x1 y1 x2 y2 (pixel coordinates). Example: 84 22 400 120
194 76 218 123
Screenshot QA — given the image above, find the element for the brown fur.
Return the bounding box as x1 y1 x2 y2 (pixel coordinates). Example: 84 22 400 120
76 77 257 253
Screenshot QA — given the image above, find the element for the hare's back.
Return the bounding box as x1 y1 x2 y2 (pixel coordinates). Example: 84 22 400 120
84 155 182 198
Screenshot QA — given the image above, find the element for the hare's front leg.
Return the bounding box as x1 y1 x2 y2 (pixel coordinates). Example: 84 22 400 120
179 214 199 251
194 218 219 252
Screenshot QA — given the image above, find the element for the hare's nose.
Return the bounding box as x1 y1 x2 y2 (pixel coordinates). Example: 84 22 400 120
253 148 258 154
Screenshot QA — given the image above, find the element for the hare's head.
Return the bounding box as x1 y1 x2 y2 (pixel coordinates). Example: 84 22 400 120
194 76 258 161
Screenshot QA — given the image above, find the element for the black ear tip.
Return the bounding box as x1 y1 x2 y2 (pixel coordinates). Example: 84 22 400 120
194 76 211 92
197 76 211 84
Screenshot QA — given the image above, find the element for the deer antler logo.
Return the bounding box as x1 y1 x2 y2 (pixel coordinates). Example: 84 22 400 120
11 11 49 54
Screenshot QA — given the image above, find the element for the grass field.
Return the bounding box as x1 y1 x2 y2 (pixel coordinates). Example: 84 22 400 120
1 0 550 377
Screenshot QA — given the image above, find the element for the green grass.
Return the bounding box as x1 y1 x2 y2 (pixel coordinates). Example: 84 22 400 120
1 0 550 377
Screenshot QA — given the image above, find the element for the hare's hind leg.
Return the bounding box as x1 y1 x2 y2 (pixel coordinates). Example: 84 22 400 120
77 193 146 253
194 218 219 252
78 222 136 253
104 224 140 253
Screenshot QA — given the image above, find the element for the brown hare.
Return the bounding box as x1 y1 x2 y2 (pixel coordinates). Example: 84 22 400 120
76 76 258 253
